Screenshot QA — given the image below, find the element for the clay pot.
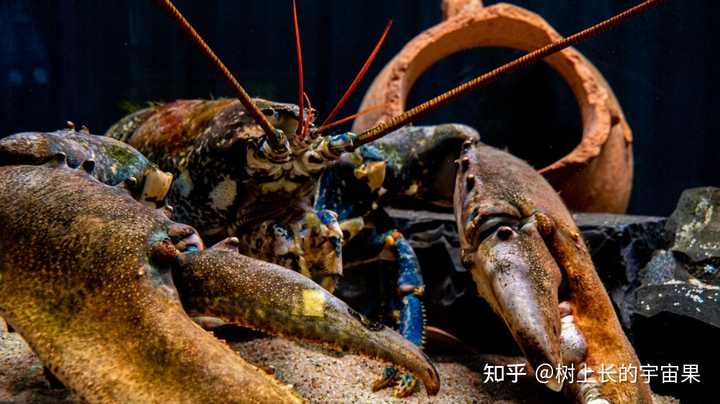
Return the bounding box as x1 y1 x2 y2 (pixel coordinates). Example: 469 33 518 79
353 0 633 213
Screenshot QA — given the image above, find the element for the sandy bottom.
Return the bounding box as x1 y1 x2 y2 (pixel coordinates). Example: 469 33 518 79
233 337 679 404
234 337 549 403
0 319 680 403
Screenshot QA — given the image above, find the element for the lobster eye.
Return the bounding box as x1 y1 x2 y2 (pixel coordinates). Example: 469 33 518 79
474 215 520 243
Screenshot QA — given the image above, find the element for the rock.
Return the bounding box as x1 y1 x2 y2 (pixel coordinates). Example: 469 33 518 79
630 223 720 402
634 281 720 328
634 249 719 328
573 213 667 328
665 187 720 285
637 250 690 285
630 261 719 403
385 207 462 274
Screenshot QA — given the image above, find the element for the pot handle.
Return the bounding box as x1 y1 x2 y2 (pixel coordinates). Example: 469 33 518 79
442 0 483 20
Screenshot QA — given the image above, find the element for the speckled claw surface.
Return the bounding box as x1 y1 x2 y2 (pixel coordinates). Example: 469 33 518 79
174 243 441 397
0 163 303 403
454 142 653 403
0 129 172 207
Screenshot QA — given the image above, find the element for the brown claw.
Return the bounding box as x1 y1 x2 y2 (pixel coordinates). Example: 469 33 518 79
0 165 304 403
175 243 441 396
463 212 564 392
454 143 652 403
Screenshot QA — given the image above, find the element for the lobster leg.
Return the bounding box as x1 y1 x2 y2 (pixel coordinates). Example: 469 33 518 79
316 169 426 396
313 124 479 397
355 228 426 398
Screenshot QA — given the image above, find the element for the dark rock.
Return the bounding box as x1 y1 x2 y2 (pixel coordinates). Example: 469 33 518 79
386 208 463 273
637 250 689 285
634 279 720 328
665 187 720 286
573 213 667 328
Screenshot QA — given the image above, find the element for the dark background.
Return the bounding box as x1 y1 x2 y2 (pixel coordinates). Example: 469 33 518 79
0 0 716 216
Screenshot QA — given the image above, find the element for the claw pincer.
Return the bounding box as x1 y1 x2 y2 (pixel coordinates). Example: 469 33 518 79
0 163 302 403
174 244 441 396
0 160 440 401
454 142 652 403
0 129 172 207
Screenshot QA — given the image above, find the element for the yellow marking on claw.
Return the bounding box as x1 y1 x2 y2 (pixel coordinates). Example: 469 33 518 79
302 289 325 318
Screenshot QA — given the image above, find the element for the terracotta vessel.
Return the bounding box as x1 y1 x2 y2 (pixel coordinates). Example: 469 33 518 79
353 0 633 213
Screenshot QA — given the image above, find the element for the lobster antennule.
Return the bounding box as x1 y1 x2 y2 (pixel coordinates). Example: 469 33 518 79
292 0 306 138
353 0 665 147
320 20 393 129
155 0 277 138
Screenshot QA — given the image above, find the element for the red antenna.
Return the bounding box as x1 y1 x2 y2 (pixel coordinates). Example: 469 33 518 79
156 0 276 138
319 20 393 130
316 103 388 134
292 0 306 138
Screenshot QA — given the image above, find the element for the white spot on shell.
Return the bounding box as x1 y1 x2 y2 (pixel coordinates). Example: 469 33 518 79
209 178 237 210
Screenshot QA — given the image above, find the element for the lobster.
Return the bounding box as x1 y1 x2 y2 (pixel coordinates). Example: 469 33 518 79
0 158 438 402
0 0 664 401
